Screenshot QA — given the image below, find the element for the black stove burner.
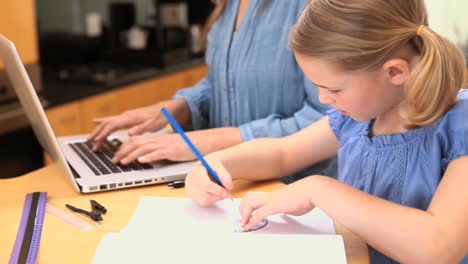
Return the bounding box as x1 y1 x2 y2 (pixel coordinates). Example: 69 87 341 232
56 64 126 84
43 61 161 90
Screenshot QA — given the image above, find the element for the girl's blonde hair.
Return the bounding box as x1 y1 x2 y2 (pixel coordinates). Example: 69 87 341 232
290 0 467 127
201 0 270 50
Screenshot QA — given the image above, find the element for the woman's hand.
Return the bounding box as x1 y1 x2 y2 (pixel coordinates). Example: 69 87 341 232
112 126 243 163
87 105 165 151
239 179 316 230
185 156 234 206
87 99 189 151
111 132 199 164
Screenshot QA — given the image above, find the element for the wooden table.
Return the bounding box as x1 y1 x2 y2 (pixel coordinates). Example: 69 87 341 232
0 164 369 263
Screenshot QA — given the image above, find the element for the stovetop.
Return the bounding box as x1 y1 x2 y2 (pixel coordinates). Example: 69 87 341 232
43 63 160 87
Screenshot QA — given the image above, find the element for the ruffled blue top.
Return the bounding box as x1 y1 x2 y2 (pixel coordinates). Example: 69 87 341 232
329 90 468 264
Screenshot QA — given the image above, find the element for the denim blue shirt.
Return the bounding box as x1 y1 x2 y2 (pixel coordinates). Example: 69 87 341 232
329 90 468 264
174 0 336 180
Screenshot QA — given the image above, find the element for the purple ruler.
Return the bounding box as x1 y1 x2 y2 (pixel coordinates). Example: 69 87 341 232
9 192 47 264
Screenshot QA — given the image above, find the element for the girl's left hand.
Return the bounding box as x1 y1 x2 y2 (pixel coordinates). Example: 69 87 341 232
239 181 316 230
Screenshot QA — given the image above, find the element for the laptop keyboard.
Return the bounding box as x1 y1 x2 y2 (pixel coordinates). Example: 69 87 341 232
69 139 153 176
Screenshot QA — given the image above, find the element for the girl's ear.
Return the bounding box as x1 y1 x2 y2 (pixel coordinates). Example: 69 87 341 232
382 59 411 86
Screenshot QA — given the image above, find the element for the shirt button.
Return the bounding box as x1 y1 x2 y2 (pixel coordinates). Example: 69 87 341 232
223 88 228 93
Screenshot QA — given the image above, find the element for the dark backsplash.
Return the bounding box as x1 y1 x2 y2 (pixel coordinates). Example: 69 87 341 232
37 0 213 70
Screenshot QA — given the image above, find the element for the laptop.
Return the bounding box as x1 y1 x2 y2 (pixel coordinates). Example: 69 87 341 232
0 34 194 193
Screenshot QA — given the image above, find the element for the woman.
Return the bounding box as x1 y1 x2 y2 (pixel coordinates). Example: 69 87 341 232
88 0 336 182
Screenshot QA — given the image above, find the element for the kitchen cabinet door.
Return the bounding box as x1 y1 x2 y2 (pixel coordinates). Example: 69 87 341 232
154 71 189 102
115 77 163 113
80 92 120 133
155 66 208 102
186 65 208 86
115 64 208 113
46 101 82 136
0 0 39 67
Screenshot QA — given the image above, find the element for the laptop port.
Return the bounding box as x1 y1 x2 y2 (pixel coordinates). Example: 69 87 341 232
109 183 116 188
100 184 108 190
135 181 142 184
144 179 152 183
90 186 98 191
125 182 132 186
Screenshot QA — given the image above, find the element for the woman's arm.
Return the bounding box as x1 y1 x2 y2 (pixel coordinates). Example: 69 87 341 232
239 79 328 141
172 75 212 129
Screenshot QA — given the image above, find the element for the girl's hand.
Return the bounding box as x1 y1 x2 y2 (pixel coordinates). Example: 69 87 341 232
239 180 316 230
185 157 234 206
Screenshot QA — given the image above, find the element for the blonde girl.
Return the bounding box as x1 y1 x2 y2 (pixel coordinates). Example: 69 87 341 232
185 0 468 263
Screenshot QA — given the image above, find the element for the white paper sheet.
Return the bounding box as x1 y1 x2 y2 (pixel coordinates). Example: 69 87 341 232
121 197 336 235
92 197 347 264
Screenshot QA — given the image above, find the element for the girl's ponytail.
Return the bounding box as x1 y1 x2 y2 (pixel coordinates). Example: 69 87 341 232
403 27 466 127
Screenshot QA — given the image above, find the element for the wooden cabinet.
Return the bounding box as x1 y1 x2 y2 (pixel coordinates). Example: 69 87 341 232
115 78 163 113
46 101 82 136
0 0 38 67
186 64 209 85
115 64 208 114
156 64 209 101
157 70 192 101
80 92 120 133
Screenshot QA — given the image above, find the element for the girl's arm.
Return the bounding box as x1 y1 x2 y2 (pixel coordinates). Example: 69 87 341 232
243 155 468 264
210 116 338 181
185 116 338 205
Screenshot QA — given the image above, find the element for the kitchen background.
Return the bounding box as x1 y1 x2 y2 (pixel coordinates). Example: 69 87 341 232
0 0 213 178
0 0 467 179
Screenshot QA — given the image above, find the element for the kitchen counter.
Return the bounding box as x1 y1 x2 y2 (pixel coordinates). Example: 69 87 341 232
42 58 205 108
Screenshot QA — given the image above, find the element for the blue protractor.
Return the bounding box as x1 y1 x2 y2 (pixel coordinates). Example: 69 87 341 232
9 192 47 264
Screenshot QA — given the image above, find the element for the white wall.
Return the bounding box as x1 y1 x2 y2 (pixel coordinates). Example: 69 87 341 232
425 0 468 47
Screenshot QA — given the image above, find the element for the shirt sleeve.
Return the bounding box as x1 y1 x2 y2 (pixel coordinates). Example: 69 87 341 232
172 76 211 130
327 107 362 142
438 90 468 170
239 76 329 141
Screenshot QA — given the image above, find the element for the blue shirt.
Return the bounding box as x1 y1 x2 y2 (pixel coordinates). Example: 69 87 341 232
174 0 336 180
329 90 468 264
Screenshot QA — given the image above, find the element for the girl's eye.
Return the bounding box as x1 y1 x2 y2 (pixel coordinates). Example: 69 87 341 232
329 90 341 94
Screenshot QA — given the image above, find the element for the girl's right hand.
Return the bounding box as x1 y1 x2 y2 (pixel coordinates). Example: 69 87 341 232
185 158 234 206
239 179 316 230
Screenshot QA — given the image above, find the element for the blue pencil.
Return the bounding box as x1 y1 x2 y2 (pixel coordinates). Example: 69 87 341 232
161 107 224 188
